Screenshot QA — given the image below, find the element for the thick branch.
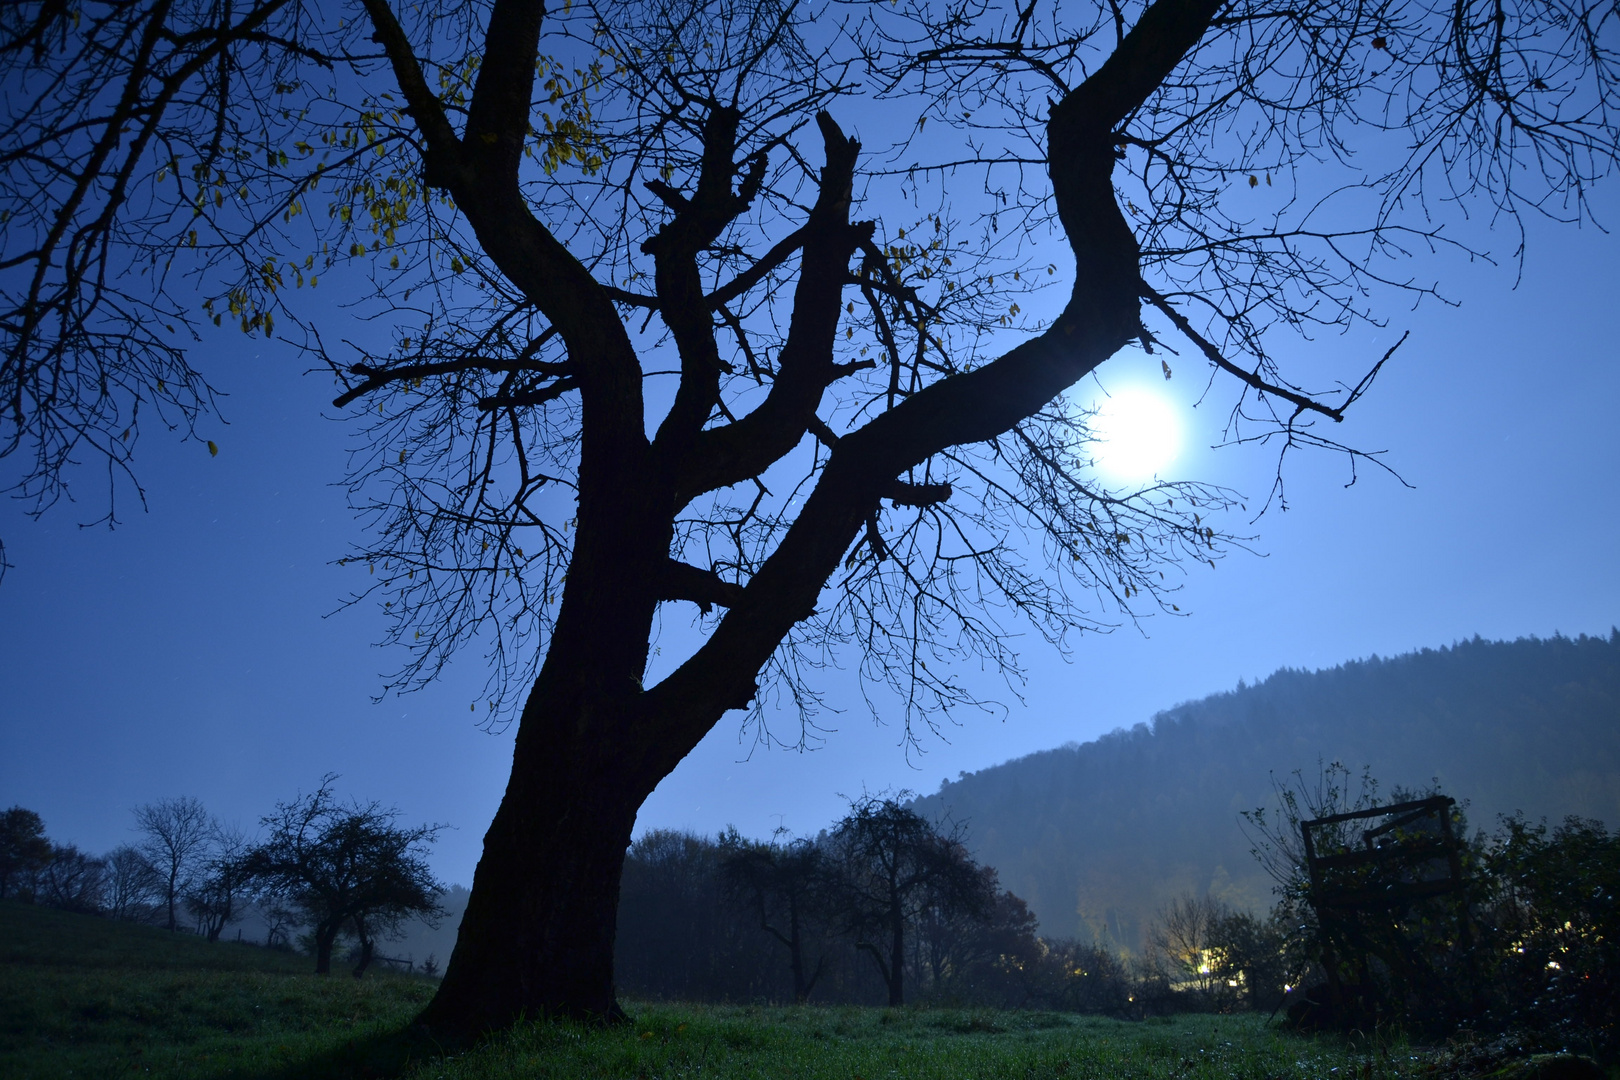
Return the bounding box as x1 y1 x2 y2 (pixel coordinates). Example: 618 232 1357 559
657 559 745 613
706 227 808 309
635 0 1229 774
649 105 765 458
476 377 578 411
462 0 547 179
670 112 867 507
357 0 459 165
332 335 566 408
887 480 952 509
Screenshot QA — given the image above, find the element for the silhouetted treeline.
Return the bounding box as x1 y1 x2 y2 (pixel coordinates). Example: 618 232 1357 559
0 779 445 978
613 795 1154 1011
913 632 1620 952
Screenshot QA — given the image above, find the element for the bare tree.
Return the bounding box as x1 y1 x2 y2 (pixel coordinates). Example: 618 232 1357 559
257 893 299 950
3 0 1618 1034
132 796 214 932
185 822 253 941
34 844 106 913
103 844 163 922
1145 891 1230 993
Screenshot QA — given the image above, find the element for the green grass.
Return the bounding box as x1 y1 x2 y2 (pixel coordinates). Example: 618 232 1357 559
432 1005 1425 1080
1 899 1432 1080
0 900 434 1079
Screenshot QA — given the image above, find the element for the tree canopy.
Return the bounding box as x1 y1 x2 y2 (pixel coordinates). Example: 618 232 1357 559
3 0 1617 1035
244 775 445 977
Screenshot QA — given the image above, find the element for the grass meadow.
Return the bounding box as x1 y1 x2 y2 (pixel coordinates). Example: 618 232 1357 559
1 900 1437 1080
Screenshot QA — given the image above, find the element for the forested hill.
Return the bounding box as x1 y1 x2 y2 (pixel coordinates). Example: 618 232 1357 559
911 632 1620 955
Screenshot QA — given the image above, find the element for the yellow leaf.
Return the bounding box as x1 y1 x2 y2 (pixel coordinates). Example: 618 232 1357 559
206 440 219 457
1248 175 1259 187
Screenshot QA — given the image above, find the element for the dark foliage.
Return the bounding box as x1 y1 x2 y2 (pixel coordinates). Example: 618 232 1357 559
245 775 446 977
30 844 106 914
1483 816 1620 1060
0 806 52 899
615 829 785 1003
1242 766 1617 1059
615 803 1146 1013
827 795 999 1006
722 830 832 1003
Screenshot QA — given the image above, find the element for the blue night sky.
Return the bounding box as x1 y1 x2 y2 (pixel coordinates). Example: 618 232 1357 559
2 176 1617 889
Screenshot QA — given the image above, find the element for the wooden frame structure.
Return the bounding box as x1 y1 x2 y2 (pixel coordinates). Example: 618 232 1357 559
1300 795 1472 1019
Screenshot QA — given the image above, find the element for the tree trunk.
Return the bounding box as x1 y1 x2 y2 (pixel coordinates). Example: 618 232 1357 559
314 922 340 975
888 895 906 1007
788 903 807 1003
418 556 674 1034
165 870 179 932
352 936 374 979
417 722 647 1031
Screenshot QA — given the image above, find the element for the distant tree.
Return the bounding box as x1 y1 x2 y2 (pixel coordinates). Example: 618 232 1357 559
133 796 214 932
102 844 163 922
258 894 299 951
722 830 830 1002
0 806 52 899
828 795 992 1006
1145 891 1229 996
1033 937 1136 1015
616 829 780 1002
917 871 1042 1006
245 776 446 976
185 822 252 942
34 844 106 913
351 892 436 978
1200 906 1291 1010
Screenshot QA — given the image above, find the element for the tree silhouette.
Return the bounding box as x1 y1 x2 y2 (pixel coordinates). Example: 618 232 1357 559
4 0 1619 1033
245 776 445 976
722 830 830 1003
132 796 213 932
0 807 52 899
185 822 252 942
828 795 993 1006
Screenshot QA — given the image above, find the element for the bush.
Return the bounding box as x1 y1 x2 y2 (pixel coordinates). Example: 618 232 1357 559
1483 816 1619 1059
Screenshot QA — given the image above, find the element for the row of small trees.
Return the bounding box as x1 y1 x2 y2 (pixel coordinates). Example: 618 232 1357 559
0 797 242 933
0 777 445 976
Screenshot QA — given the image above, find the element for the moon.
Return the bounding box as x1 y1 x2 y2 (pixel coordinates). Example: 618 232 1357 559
1089 385 1184 483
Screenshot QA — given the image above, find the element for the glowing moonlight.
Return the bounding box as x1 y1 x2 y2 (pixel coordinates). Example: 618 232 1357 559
1089 385 1184 482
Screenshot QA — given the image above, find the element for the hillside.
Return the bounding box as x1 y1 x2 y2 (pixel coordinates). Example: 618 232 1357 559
0 899 436 1078
912 632 1620 954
